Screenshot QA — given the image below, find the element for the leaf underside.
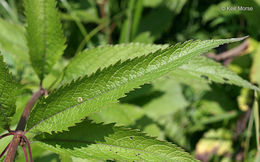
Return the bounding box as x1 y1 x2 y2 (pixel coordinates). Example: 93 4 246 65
0 55 17 130
35 119 198 161
26 38 246 135
25 0 66 81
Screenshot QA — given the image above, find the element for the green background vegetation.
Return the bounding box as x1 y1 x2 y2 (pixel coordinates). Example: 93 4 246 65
0 0 260 161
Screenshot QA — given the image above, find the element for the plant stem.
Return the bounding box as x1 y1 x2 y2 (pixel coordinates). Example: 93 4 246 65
207 38 249 62
4 134 20 162
131 0 143 40
244 110 254 160
16 89 45 131
4 89 45 162
75 23 106 54
254 91 260 150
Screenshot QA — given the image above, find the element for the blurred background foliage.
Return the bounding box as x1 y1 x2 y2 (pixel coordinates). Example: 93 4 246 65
0 0 260 161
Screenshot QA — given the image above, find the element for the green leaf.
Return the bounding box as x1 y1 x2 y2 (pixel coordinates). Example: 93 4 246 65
25 0 66 81
0 55 17 130
119 0 136 43
89 103 144 126
35 119 198 161
26 38 246 134
0 18 29 74
62 43 167 84
250 42 260 85
202 1 237 24
165 0 187 13
63 42 258 91
143 0 162 8
137 6 174 39
142 78 189 119
0 18 39 86
170 56 260 91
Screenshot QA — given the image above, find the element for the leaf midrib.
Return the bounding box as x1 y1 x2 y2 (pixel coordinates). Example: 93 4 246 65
27 48 175 132
38 139 192 161
27 42 231 132
180 62 260 91
41 0 47 81
0 72 9 124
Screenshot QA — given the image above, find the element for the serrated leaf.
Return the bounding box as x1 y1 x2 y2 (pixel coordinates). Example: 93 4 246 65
26 38 246 134
62 42 258 91
0 55 17 130
89 103 165 139
25 0 66 81
62 43 168 84
35 119 198 161
170 56 260 91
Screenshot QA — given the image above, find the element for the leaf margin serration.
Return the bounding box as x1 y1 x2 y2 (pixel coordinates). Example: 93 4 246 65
34 119 199 161
24 0 66 81
0 54 17 130
26 37 248 135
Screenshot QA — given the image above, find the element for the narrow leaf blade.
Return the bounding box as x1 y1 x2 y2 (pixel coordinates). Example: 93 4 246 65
0 55 17 130
27 38 246 134
25 0 66 81
35 119 198 161
62 41 258 91
62 43 168 84
170 56 260 91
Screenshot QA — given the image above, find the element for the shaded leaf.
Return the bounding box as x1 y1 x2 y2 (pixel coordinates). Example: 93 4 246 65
35 119 198 161
89 103 144 126
0 18 29 75
138 6 174 39
170 56 260 91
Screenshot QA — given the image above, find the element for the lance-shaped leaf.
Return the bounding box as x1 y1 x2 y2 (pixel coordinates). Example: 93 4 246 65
26 38 246 134
25 0 66 81
0 18 28 73
0 55 17 130
62 42 258 91
62 43 168 84
170 56 260 91
35 119 198 161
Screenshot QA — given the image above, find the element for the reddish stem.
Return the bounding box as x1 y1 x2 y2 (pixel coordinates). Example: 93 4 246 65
4 89 45 162
4 134 20 162
22 145 28 162
0 143 10 158
0 132 13 140
16 89 45 131
23 135 33 162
